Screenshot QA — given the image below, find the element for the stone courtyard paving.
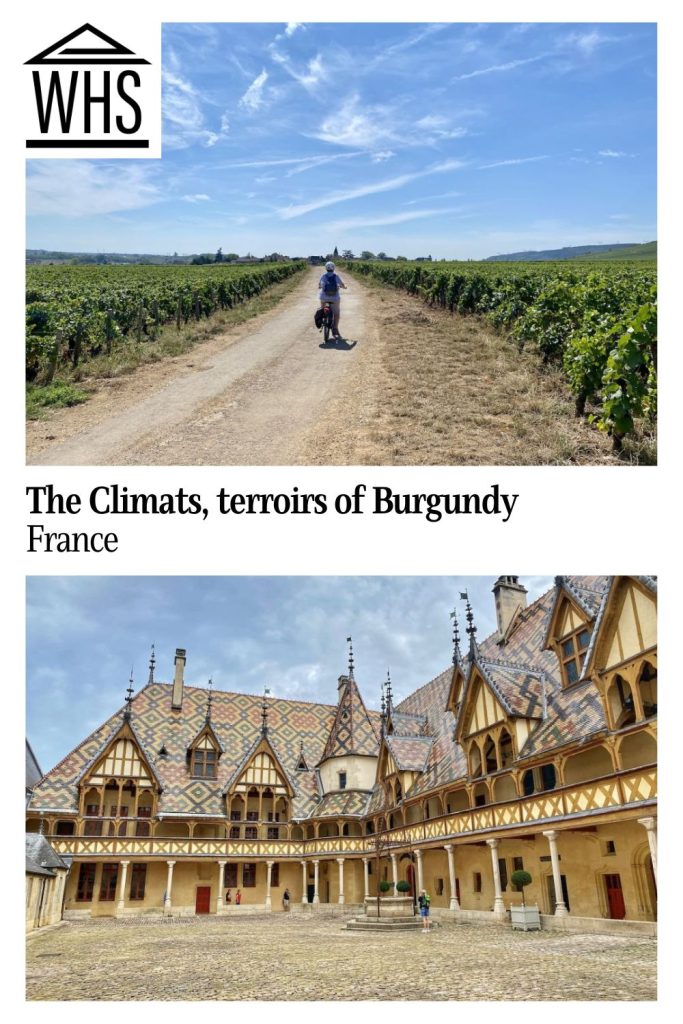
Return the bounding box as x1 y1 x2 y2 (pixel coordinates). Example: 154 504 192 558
26 912 656 1001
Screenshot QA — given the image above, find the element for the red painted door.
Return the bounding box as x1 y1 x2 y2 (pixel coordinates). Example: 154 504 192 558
196 886 211 914
406 864 415 896
605 874 625 919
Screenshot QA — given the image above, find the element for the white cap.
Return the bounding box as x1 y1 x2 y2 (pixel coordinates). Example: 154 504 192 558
325 261 335 271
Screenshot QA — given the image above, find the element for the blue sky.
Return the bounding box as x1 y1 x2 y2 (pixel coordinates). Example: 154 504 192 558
27 575 552 772
26 22 656 259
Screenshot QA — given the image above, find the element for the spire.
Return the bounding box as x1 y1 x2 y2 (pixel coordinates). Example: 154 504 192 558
261 687 271 736
450 608 461 664
461 590 478 658
205 678 213 723
147 643 156 684
380 678 387 736
385 669 393 714
346 636 355 679
123 667 134 721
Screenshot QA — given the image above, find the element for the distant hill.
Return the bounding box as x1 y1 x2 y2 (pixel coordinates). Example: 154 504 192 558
484 241 656 262
26 249 191 265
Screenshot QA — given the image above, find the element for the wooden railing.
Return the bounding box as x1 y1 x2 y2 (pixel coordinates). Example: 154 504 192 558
49 765 656 860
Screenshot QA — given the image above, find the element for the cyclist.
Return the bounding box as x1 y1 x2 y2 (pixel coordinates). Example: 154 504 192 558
319 261 347 338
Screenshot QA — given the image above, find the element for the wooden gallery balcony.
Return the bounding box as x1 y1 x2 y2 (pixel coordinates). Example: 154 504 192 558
49 764 656 861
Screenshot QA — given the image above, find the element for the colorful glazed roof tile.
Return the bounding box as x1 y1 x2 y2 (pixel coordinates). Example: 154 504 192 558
318 676 380 763
387 711 428 736
28 577 653 823
385 735 433 771
312 790 371 818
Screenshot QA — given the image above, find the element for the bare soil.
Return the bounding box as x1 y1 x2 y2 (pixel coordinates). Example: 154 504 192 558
26 268 624 466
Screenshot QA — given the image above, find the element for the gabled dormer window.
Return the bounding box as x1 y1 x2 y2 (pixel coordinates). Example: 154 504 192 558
189 732 219 778
192 746 217 778
560 625 592 685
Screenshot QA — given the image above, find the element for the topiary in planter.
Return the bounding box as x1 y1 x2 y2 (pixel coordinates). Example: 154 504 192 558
510 869 533 907
379 880 393 893
396 880 410 893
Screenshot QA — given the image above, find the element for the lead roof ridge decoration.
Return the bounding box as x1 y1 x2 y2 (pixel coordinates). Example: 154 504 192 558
186 679 225 755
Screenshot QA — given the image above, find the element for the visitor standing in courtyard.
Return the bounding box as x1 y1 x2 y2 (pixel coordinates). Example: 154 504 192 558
236 889 242 905
418 889 431 931
283 888 290 911
225 889 232 904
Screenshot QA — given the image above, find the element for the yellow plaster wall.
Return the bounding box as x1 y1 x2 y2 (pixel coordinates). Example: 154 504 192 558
26 872 66 931
605 584 657 669
319 755 377 793
418 819 655 921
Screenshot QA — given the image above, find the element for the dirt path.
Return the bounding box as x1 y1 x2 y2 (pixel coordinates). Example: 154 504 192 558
27 268 367 466
27 266 621 466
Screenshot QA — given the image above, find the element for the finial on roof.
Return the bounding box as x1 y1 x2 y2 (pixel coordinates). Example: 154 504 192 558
380 677 387 735
261 686 271 736
124 667 134 721
38 816 45 835
385 669 393 714
346 636 355 679
148 643 156 684
450 608 461 664
461 590 478 658
205 678 213 723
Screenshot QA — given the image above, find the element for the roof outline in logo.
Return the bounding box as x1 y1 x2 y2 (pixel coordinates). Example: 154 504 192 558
25 23 150 65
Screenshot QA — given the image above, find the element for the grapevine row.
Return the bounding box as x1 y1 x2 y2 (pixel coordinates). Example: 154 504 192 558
26 261 306 381
345 260 657 447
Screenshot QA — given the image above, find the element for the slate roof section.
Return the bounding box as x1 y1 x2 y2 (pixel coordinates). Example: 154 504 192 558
318 677 380 763
26 833 68 876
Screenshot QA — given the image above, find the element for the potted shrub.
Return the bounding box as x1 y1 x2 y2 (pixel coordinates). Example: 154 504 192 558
396 880 410 894
379 880 393 894
510 870 541 931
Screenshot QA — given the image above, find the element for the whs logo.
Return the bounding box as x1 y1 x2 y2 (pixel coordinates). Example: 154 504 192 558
24 22 160 157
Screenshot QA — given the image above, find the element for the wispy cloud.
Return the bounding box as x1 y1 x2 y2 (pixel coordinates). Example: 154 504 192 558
278 160 465 220
599 149 632 158
182 194 211 203
404 190 462 206
27 162 161 217
311 95 467 153
162 68 229 149
480 155 549 169
454 54 549 81
327 206 465 231
240 69 269 112
269 49 326 93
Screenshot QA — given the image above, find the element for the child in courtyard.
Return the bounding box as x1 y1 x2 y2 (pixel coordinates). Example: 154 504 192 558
418 889 431 931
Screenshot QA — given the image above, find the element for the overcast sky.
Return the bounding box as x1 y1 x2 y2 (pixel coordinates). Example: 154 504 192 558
27 575 553 772
26 22 656 259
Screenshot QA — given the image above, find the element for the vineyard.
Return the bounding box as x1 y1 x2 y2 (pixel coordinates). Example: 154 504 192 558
344 260 657 448
26 261 306 383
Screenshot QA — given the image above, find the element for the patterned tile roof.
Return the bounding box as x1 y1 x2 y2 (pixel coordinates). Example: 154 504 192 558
387 711 427 736
30 684 339 819
28 577 649 823
311 790 372 818
318 677 380 762
385 735 433 771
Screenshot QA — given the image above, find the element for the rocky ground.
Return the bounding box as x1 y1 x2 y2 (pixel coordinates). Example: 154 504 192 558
26 912 656 1001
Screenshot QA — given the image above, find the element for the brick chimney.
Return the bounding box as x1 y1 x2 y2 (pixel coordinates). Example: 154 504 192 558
492 577 528 637
171 648 186 709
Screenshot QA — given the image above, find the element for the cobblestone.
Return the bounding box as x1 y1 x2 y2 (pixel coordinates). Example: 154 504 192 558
26 914 656 1001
